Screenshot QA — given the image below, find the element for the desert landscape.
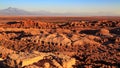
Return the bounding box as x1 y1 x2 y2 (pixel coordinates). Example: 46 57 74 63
0 16 120 68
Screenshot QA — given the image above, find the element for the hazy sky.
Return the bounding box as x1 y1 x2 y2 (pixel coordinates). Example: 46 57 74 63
0 0 120 15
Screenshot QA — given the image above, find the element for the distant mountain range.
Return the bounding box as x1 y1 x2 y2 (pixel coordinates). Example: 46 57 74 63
0 7 30 15
0 7 50 16
0 7 119 16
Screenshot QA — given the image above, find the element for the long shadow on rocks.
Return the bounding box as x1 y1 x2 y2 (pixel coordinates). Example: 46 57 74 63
7 21 20 25
110 28 120 35
79 29 98 35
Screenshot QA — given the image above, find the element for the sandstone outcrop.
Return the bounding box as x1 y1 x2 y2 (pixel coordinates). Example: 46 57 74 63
0 17 120 68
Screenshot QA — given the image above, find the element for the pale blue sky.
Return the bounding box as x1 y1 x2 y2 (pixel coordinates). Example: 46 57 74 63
0 0 120 15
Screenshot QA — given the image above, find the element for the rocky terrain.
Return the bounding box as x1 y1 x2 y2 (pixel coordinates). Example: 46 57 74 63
0 16 120 68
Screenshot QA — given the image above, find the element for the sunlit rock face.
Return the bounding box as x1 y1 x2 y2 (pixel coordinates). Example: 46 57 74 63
0 17 120 68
